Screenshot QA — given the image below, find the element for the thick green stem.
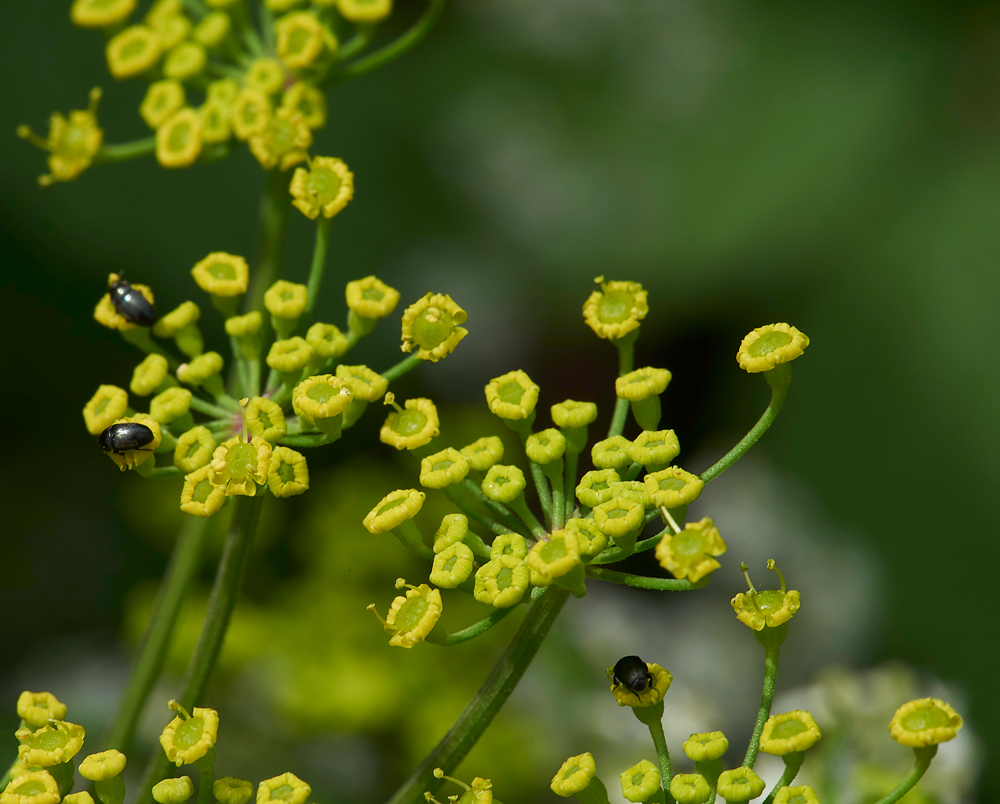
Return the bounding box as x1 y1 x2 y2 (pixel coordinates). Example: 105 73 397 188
93 138 156 164
301 216 332 330
743 647 780 769
607 339 635 438
700 382 787 484
760 754 804 804
102 517 211 754
246 169 291 319
385 588 570 804
871 747 937 804
585 567 704 591
426 605 518 647
381 354 423 383
136 496 264 804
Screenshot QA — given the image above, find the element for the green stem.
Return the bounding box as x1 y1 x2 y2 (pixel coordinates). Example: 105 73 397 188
508 495 547 541
336 25 376 60
760 754 804 804
301 216 332 330
246 169 291 318
607 338 636 439
381 354 423 383
589 531 663 565
871 747 937 804
645 716 674 802
460 479 530 539
585 567 704 591
141 466 182 479
426 605 518 647
188 396 233 419
563 450 579 522
93 138 156 165
544 462 565 530
197 762 214 804
385 587 569 804
700 382 787 484
524 456 553 526
443 486 510 538
135 496 264 804
0 761 16 791
743 647 780 769
279 432 339 448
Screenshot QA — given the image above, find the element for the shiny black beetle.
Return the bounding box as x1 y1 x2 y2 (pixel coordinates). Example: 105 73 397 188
109 274 157 326
611 655 653 693
98 421 156 458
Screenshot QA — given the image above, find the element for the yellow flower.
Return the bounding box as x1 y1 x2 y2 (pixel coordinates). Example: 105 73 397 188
369 582 442 648
179 465 226 517
231 90 272 140
591 436 633 470
593 497 644 539
289 156 354 219
16 721 85 766
525 429 566 464
337 0 392 22
655 518 726 583
760 710 822 756
336 365 388 402
731 561 801 632
345 276 401 320
305 322 349 363
208 435 272 497
78 750 126 782
212 779 253 804
484 370 539 420
292 374 352 433
152 299 201 341
267 337 314 374
191 252 248 297
564 518 608 556
582 278 648 340
267 446 310 498
610 662 671 708
380 397 439 450
363 489 425 534
264 280 309 320
152 777 193 804
255 775 311 804
244 58 285 95
280 82 327 130
106 26 162 79
192 12 231 48
716 769 765 803
18 88 104 186
669 774 711 804
226 311 262 338
474 555 530 607
616 367 671 401
64 794 95 804
150 387 193 424
575 468 620 508
772 787 820 804
736 324 810 374
275 11 327 69
608 480 648 507
419 447 471 490
163 42 207 81
460 436 504 471
527 530 580 580
140 80 186 128
429 542 475 588
249 108 312 171
131 354 171 396
629 429 680 467
174 426 216 474
1 771 61 804
151 13 191 49
93 277 154 331
480 464 526 504
401 293 468 362
71 0 136 27
245 397 287 442
16 693 67 730
682 731 729 762
551 399 598 429
83 384 129 435
433 513 469 553
103 414 162 470
146 0 183 24
888 698 963 747
159 705 219 767
550 753 597 797
156 107 203 168
619 760 660 803
200 100 232 145
644 467 703 510
177 352 224 389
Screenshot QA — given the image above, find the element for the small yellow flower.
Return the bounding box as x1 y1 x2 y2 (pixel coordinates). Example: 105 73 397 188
174 426 216 473
275 11 327 69
267 337 314 374
192 11 231 48
249 108 312 171
163 42 207 81
179 465 226 517
16 721 85 766
736 324 810 374
419 447 470 490
669 774 711 804
131 354 170 396
760 710 822 756
363 489 425 534
153 300 201 345
264 280 309 320
474 555 530 608
245 58 285 95
526 529 580 580
151 13 191 49
565 518 608 556
292 374 352 431
731 561 801 632
156 107 203 168
591 436 633 470
888 698 963 747
145 0 182 23
525 429 565 464
199 100 232 145
582 278 649 340
655 518 726 583
616 367 671 402
401 293 468 362
305 322 349 362
460 436 504 471
682 731 729 762
83 384 129 435
19 89 104 186
629 429 680 467
608 480 648 507
575 469 620 508
480 464 526 504
71 0 136 27
103 414 162 470
289 156 354 219
619 760 660 803
484 370 539 420
336 365 388 402
94 279 154 332
644 467 703 510
280 82 327 130
345 276 401 320
106 26 162 79
1 771 61 804
433 513 469 552
593 497 644 539
78 750 126 782
226 311 263 338
550 753 597 797
245 397 287 442
267 446 310 498
610 662 671 708
152 777 193 804
159 705 219 767
231 90 272 140
212 779 253 804
177 352 224 388
16 693 67 730
208 435 272 497
429 542 475 588
369 582 443 649
150 387 193 424
551 399 598 429
716 768 765 803
255 775 311 804
64 794 95 804
191 252 249 297
772 786 820 804
140 80 185 128
380 397 439 450
490 532 527 560
337 0 392 22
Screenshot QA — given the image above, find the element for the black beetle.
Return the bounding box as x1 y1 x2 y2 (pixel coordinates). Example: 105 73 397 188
99 422 156 461
108 274 157 326
612 655 653 693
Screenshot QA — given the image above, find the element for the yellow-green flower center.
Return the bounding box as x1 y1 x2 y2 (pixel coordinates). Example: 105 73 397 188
787 797 807 804
562 766 580 780
392 409 427 436
395 595 428 631
607 507 628 519
598 290 635 323
772 719 808 739
376 496 406 516
748 331 792 357
270 118 297 153
674 530 705 556
494 476 509 486
306 383 337 403
539 540 568 562
206 261 237 280
277 462 296 482
362 287 384 301
32 730 69 751
631 773 645 786
269 785 295 801
225 442 257 478
498 381 524 405
755 590 785 612
901 705 952 731
173 717 206 749
645 439 664 448
15 782 48 797
193 479 215 503
121 38 149 60
659 478 686 491
432 460 454 472
444 556 458 572
286 27 311 56
307 167 342 206
60 124 90 155
168 120 192 152
496 566 514 590
412 307 456 350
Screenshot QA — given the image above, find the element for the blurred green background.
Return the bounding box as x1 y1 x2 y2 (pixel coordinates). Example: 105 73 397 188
1 0 997 801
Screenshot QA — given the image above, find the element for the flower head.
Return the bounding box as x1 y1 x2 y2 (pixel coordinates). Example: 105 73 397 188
163 42 207 81
267 338 313 374
78 750 126 781
655 518 726 583
180 465 226 517
16 721 85 766
670 774 712 804
490 532 527 561
433 513 469 552
619 760 660 803
16 693 67 730
244 58 285 95
83 384 129 435
429 542 475 589
152 778 193 804
550 753 596 797
644 467 703 510
289 156 354 219
480 464 526 504
527 530 581 581
363 489 425 534
401 293 468 362
591 436 633 470
192 11 232 48
159 704 219 767
306 322 349 363
177 352 224 389
731 560 801 631
212 779 253 804
419 448 470 490
1 771 61 804
368 581 442 648
629 429 680 467
610 662 672 708
191 252 248 297
888 698 963 747
152 14 191 50
153 300 201 342
249 109 312 171
484 370 539 421
616 367 671 402
106 26 162 78
208 434 272 497
460 436 504 471
264 280 309 320
551 399 598 429
380 397 439 450
582 278 648 340
19 88 104 186
474 555 530 608
717 769 765 803
174 427 216 474
338 0 392 22
593 497 644 540
140 80 186 129
256 775 310 804
293 375 352 433
103 414 162 470
345 276 400 320
150 388 193 424
267 446 310 498
232 90 272 140
71 0 136 27
736 324 809 374
760 711 822 756
682 732 729 762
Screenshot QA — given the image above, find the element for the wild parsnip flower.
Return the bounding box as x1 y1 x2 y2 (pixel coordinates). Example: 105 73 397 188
64 794 95 804
669 774 712 804
191 252 248 297
629 429 680 467
174 426 216 473
481 465 526 504
429 542 475 588
593 497 644 540
281 82 327 129
192 12 232 48
104 414 162 470
345 276 400 320
644 467 703 509
1 771 61 804
200 101 232 145
256 776 312 804
731 561 801 632
419 448 470 490
526 530 579 579
156 108 203 168
736 324 809 374
716 769 765 803
177 352 224 393
460 436 504 471
267 446 310 498
208 435 272 497
163 42 207 81
264 280 309 336
759 711 822 755
71 0 136 28
249 109 312 171
888 698 963 747
289 156 354 219
305 322 349 363
140 80 186 129
490 532 527 560
433 513 469 552
655 518 726 583
380 396 439 450
619 760 659 803
550 753 597 797
275 12 327 69
582 278 648 340
16 722 85 766
152 778 193 804
245 397 287 442
293 374 352 434
153 301 202 356
484 370 539 420
106 26 162 78
83 384 129 434
336 365 388 402
363 489 425 534
608 480 648 507
18 88 103 185
231 90 272 140
591 436 633 470
78 750 126 781
94 277 154 331
159 704 219 766
131 354 171 396
212 779 253 804
16 692 67 729
180 465 226 517
565 518 608 556
338 0 392 22
526 429 566 464
772 787 819 804
474 555 530 607
150 388 193 425
682 732 729 762
401 293 468 362
616 367 671 401
368 581 442 648
575 469 620 508
610 662 671 708
152 14 191 50
244 58 285 95
268 338 314 374
551 399 598 429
